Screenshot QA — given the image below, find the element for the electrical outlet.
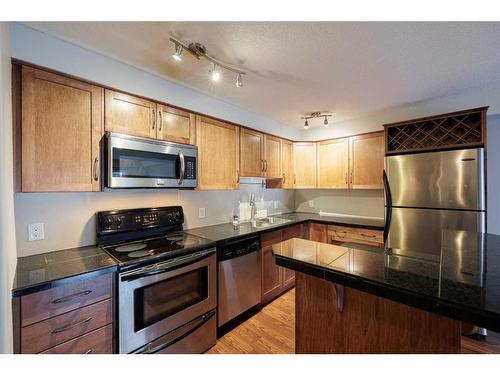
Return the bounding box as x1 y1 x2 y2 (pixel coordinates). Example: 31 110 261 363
308 200 315 208
274 201 279 209
28 223 44 241
199 207 206 219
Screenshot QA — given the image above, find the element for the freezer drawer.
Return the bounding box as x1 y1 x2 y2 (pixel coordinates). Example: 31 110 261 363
385 148 485 210
386 207 485 258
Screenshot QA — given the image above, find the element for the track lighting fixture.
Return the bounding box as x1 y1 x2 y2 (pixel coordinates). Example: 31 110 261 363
236 73 243 88
169 36 246 87
209 64 221 82
172 43 183 62
301 112 333 129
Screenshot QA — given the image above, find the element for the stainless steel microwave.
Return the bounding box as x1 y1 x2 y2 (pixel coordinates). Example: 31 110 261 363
106 132 197 189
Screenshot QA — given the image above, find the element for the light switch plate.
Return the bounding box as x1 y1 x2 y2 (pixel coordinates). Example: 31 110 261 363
274 201 279 209
308 200 315 208
28 223 44 241
198 207 206 219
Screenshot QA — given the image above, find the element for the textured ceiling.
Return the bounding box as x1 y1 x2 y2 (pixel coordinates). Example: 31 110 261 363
24 22 500 129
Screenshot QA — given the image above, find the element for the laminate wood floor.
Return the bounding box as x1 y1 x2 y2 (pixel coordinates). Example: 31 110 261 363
207 288 500 354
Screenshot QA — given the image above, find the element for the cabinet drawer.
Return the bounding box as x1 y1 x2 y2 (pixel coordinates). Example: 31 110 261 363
327 225 383 246
261 229 283 247
21 299 112 354
40 324 113 354
283 224 301 240
21 273 113 327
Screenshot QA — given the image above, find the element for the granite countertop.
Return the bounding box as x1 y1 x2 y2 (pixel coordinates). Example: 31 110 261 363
186 211 385 243
273 230 500 331
12 245 117 297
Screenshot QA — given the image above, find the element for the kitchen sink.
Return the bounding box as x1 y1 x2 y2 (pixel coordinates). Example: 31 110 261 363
251 217 292 228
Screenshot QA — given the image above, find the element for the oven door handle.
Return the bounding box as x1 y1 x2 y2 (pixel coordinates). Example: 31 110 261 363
120 248 215 282
131 310 215 354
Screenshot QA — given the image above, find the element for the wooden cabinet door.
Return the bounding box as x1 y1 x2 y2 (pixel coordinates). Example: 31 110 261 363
196 116 239 190
240 128 264 177
261 230 283 304
309 223 328 243
157 104 195 144
21 66 102 192
281 140 294 188
317 138 349 189
349 132 384 189
264 135 282 178
104 90 156 139
293 142 317 188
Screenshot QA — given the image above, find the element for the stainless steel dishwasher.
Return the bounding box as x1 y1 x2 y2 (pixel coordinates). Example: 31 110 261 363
217 235 262 327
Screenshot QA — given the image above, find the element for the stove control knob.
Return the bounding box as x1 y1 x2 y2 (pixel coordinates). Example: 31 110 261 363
173 211 181 220
103 218 112 229
115 218 123 227
166 212 173 221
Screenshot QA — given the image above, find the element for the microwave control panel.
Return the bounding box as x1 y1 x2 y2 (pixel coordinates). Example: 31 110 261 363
184 156 197 180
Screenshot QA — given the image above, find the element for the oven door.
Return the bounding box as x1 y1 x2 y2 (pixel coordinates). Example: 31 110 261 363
119 248 216 353
107 132 197 189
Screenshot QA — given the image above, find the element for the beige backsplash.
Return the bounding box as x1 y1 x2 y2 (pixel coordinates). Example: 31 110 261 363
295 189 385 218
14 185 296 257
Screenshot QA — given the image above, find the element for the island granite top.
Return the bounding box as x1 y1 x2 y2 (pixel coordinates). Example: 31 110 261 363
273 231 500 332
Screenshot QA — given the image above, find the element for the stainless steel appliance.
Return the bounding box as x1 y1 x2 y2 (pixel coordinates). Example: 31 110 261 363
384 148 486 254
217 236 262 327
97 206 216 354
106 132 197 189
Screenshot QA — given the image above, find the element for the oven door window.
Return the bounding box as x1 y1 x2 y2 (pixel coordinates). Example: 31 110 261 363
112 148 179 179
134 267 209 332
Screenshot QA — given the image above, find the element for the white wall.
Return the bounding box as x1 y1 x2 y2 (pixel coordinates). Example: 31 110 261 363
0 22 16 354
486 116 500 235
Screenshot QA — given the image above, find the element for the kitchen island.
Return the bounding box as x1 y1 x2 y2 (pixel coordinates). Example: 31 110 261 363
272 231 500 353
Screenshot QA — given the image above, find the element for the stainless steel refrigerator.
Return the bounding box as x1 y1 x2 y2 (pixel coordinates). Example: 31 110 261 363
383 148 486 255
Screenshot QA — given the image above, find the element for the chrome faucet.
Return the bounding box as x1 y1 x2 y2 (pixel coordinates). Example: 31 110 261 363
249 192 257 226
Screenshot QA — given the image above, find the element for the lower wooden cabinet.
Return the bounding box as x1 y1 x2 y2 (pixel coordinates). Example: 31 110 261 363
13 272 115 354
307 222 384 247
261 224 308 304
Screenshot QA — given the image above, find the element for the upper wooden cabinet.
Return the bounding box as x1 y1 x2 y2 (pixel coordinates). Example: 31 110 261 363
349 132 384 189
281 140 294 188
196 116 240 190
20 66 103 192
157 104 195 144
264 135 282 179
240 128 265 177
293 142 317 188
104 90 156 139
317 138 349 189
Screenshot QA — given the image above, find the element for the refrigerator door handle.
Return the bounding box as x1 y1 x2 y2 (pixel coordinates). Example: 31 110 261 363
383 169 392 243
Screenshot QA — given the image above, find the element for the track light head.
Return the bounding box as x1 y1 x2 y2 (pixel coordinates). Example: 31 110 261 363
236 73 243 88
304 119 309 129
210 64 221 82
172 44 183 62
323 116 329 127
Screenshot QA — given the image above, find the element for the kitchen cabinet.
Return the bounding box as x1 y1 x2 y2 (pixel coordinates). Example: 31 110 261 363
293 142 317 188
20 66 103 192
281 140 294 188
104 89 157 139
240 128 265 177
327 224 384 247
349 132 385 189
264 135 282 179
14 272 115 354
196 116 240 190
261 224 308 304
157 104 195 144
317 138 349 189
308 223 328 242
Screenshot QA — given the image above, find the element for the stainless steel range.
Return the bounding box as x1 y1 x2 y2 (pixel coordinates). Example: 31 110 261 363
96 206 217 354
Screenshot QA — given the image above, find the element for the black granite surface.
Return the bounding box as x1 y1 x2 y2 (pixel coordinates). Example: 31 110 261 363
186 211 384 243
273 231 500 331
12 246 117 297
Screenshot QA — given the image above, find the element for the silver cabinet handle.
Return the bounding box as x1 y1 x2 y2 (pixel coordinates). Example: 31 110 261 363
237 169 240 183
178 151 185 185
360 233 376 238
52 317 93 334
93 157 99 181
261 160 264 172
282 173 286 184
294 174 296 185
350 171 353 184
158 110 162 132
345 172 348 185
51 290 92 304
264 160 268 172
152 108 155 130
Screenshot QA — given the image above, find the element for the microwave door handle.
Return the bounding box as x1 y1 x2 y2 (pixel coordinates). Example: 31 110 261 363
178 151 185 185
121 249 214 282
